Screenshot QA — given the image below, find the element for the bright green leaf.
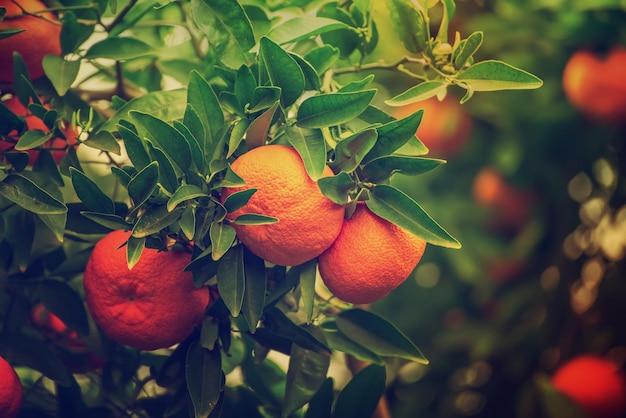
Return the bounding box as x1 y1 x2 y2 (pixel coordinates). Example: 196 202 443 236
456 60 543 91
361 155 445 183
385 81 448 106
260 37 305 108
317 172 356 205
284 125 326 181
364 109 424 163
296 90 376 129
84 36 157 60
454 31 483 69
42 55 80 96
265 17 348 45
167 184 208 212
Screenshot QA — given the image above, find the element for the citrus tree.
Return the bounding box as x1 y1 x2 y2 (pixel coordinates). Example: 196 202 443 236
0 0 542 417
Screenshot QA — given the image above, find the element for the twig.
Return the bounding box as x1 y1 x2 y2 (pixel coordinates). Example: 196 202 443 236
104 0 139 32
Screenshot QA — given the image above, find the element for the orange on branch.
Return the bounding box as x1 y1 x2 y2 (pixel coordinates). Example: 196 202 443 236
0 0 62 82
220 144 345 266
0 355 22 418
83 230 211 351
318 204 426 304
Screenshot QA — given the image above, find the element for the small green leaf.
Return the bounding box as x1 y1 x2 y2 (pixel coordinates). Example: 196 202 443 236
336 309 428 364
331 128 377 173
364 109 425 163
435 0 455 44
118 125 150 170
333 364 386 418
70 167 115 214
304 45 339 75
385 81 448 106
235 65 256 111
167 184 208 212
385 0 427 52
367 184 461 248
38 213 67 243
317 172 356 205
188 71 224 149
60 11 94 55
84 36 157 60
299 260 317 325
217 245 245 317
284 125 327 181
223 188 257 213
456 60 543 91
80 212 129 231
232 213 279 225
361 156 445 183
186 340 223 418
126 235 145 270
147 143 178 194
127 161 159 209
14 130 52 150
260 37 305 108
83 130 121 155
320 321 383 365
249 86 282 113
454 31 483 69
180 206 196 241
241 247 266 332
0 28 24 40
263 308 331 356
42 55 80 96
289 53 321 91
131 205 184 238
265 17 348 45
246 101 279 150
338 74 376 93
0 174 67 215
296 90 376 129
209 222 236 261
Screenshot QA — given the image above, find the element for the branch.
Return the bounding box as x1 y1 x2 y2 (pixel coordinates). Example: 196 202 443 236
104 0 139 32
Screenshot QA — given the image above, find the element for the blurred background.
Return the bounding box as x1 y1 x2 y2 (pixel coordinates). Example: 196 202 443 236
364 1 626 417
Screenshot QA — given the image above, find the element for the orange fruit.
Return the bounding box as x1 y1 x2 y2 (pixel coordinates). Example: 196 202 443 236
552 355 626 418
0 355 22 418
392 95 473 157
83 230 211 351
31 302 85 350
0 96 79 165
0 0 62 82
220 144 345 266
318 203 426 304
562 47 626 123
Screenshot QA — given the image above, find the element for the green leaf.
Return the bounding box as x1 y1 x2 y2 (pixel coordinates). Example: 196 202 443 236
435 0 455 44
42 56 80 96
386 0 427 52
11 210 34 272
241 247 266 332
0 174 67 215
330 128 377 173
131 205 184 238
260 37 305 108
60 11 94 54
456 60 543 91
209 222 236 261
299 260 317 325
317 172 356 205
130 111 192 172
367 184 461 248
364 109 425 163
126 235 145 270
454 31 483 69
183 105 209 166
385 81 448 106
336 309 428 363
167 184 208 212
361 156 445 183
174 121 204 172
265 17 348 45
217 245 245 317
0 28 24 40
80 212 129 231
14 129 52 150
338 74 376 93
304 45 339 75
188 71 224 149
289 53 321 91
84 36 157 60
83 130 121 155
180 206 196 241
246 101 279 150
119 125 150 170
284 125 327 181
232 213 279 225
320 321 383 365
282 327 331 418
296 90 376 129
38 213 67 243
249 86 282 113
38 280 90 337
147 143 178 194
99 89 187 133
235 65 256 111
70 167 115 214
317 3 359 58
242 355 286 408
263 308 332 356
223 188 257 213
304 378 334 418
127 161 159 209
186 340 223 418
333 364 386 418
191 0 255 68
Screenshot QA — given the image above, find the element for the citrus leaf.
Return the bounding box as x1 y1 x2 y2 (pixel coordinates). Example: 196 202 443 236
83 130 121 155
263 308 331 356
333 364 386 418
360 155 445 183
338 74 376 93
385 81 448 106
183 104 209 166
38 213 67 243
14 129 52 150
11 210 34 272
330 128 377 173
232 213 279 225
304 45 339 75
320 321 383 365
209 222 236 261
167 184 208 212
456 60 543 91
99 89 187 133
246 101 279 150
318 172 356 205
188 71 224 149
186 340 223 418
250 86 282 113
118 125 150 171
454 31 483 69
79 212 129 231
242 247 266 332
367 184 461 248
130 111 192 172
242 355 286 408
217 245 245 317
289 52 321 91
126 235 145 270
0 28 24 40
84 36 157 60
173 120 204 171
222 188 257 213
316 3 359 58
385 0 427 52
42 55 80 96
264 17 348 45
131 205 184 238
282 326 331 418
284 125 326 181
296 90 376 129
180 206 196 241
70 167 115 214
38 279 90 337
127 161 159 209
60 11 94 54
304 378 334 418
191 0 255 68
146 143 178 194
0 174 67 215
260 37 305 108
435 0 455 44
235 64 256 111
299 260 317 325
